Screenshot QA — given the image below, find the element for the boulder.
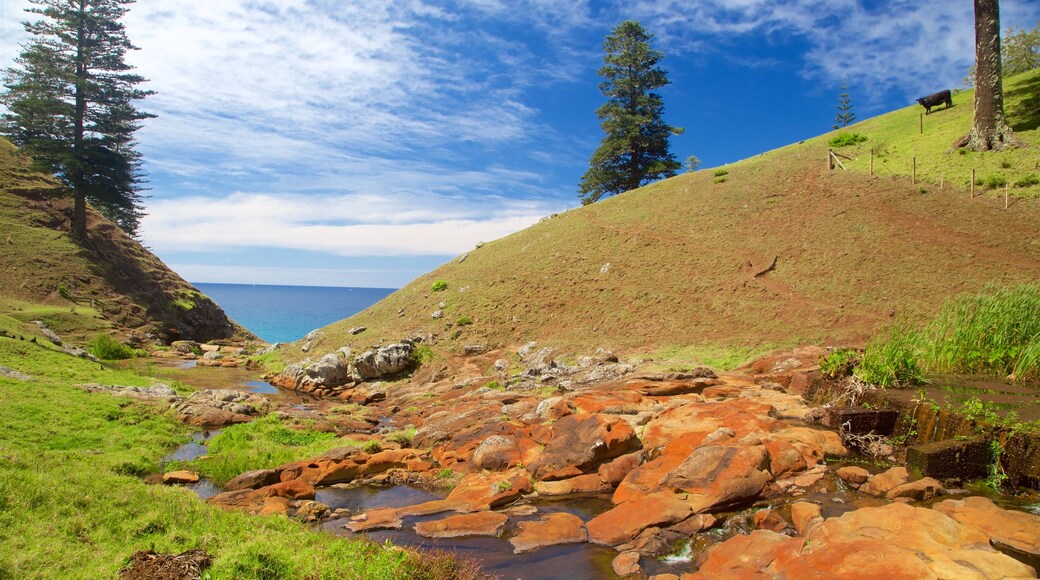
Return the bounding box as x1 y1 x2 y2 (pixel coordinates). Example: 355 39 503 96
510 513 587 553
886 477 945 501
860 466 910 497
300 348 353 388
837 465 870 487
661 444 773 513
354 342 414 380
753 508 789 533
472 435 523 471
529 413 637 480
533 474 611 496
225 469 279 491
208 480 315 514
611 552 641 577
790 502 822 536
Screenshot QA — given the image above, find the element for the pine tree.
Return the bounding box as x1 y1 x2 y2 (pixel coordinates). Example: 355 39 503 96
578 21 683 205
964 0 1015 151
1 0 154 239
833 80 856 129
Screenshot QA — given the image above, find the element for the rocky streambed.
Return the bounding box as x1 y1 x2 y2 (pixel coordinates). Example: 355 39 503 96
148 344 1040 578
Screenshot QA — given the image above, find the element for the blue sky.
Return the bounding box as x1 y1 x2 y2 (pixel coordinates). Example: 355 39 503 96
2 0 1037 288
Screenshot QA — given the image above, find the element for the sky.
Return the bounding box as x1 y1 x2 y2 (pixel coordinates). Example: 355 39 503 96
1 0 1037 288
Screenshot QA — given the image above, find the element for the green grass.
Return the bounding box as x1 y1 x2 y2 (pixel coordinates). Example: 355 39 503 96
857 283 1040 386
808 68 1040 198
0 338 476 579
178 414 362 485
88 333 135 360
647 343 782 372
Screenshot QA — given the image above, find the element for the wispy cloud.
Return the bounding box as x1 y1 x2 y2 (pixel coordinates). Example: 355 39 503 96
143 190 562 256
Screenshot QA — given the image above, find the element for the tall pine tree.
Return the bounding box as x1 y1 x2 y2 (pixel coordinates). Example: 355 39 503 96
578 21 682 205
833 80 855 129
1 0 154 239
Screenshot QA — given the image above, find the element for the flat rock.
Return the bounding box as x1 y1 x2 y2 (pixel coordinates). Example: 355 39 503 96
837 465 870 486
689 503 1034 579
586 491 692 546
790 502 822 536
414 511 509 539
510 513 587 553
753 508 789 533
345 507 402 532
162 470 199 484
933 495 1040 569
224 469 279 491
612 551 642 576
533 473 611 496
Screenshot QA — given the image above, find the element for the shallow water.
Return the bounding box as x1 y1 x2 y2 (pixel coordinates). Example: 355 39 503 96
244 380 279 395
163 430 220 463
320 485 625 579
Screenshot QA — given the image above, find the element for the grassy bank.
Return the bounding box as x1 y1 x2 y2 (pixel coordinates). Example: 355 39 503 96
857 282 1040 387
0 336 474 579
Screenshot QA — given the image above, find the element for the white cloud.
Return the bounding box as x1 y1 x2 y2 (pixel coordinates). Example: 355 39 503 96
622 0 1037 101
142 190 563 256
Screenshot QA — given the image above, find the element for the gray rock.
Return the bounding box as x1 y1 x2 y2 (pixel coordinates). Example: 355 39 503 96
0 365 33 382
257 342 282 356
354 342 414 380
202 350 224 360
301 348 354 388
224 469 279 491
349 326 367 335
431 310 443 319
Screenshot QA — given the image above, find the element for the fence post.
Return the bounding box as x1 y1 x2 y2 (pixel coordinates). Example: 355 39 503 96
828 150 833 170
940 173 944 190
912 157 917 185
971 169 976 198
919 113 923 134
1006 183 1009 209
870 149 874 176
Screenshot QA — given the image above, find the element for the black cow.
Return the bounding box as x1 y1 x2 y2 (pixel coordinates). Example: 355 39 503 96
916 89 953 114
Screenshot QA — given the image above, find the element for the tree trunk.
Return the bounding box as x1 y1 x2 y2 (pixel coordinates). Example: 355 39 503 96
967 0 1014 151
71 0 88 241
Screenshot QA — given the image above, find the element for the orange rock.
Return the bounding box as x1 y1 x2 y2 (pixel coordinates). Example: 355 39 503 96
529 414 637 481
161 470 199 484
790 502 822 536
510 513 587 553
753 508 789 533
444 470 532 512
611 551 641 576
586 491 692 546
534 473 611 496
836 466 870 486
859 466 909 497
414 511 508 539
933 495 1040 565
345 507 402 532
885 477 945 501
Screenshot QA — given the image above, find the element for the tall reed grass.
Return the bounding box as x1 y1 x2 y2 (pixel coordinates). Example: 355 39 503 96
857 283 1040 386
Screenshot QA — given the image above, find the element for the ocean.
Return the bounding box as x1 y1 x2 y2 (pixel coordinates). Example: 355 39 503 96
194 283 396 344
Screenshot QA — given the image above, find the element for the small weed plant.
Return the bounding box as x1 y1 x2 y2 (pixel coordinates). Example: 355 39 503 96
431 280 448 292
456 315 473 326
411 345 434 365
713 169 728 177
828 132 867 147
820 348 860 379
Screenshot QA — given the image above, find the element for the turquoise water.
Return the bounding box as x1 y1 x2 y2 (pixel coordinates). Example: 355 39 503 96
194 283 395 344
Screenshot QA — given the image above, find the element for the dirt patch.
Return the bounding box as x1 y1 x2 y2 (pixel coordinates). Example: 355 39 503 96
119 549 212 580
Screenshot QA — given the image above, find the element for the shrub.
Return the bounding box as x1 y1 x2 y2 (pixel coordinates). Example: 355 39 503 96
975 174 1007 189
456 315 473 326
713 169 728 177
1014 173 1039 188
411 345 434 365
88 334 135 360
713 176 727 184
828 133 867 147
431 280 448 292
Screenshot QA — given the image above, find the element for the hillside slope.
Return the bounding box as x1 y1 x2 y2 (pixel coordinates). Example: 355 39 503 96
0 139 253 343
288 71 1040 366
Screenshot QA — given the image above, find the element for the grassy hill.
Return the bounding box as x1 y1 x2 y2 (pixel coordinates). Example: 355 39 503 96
0 139 253 344
280 69 1040 369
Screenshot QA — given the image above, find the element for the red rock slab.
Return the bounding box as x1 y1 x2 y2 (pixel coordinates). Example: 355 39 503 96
586 491 692 546
753 508 789 533
566 390 649 415
611 551 642 576
836 466 870 486
691 503 1035 579
208 480 315 513
414 511 509 539
663 444 773 514
510 513 587 553
640 399 779 449
529 413 637 481
598 451 643 484
444 470 532 512
345 507 402 532
933 495 1040 564
790 502 822 537
885 477 945 501
534 473 611 496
